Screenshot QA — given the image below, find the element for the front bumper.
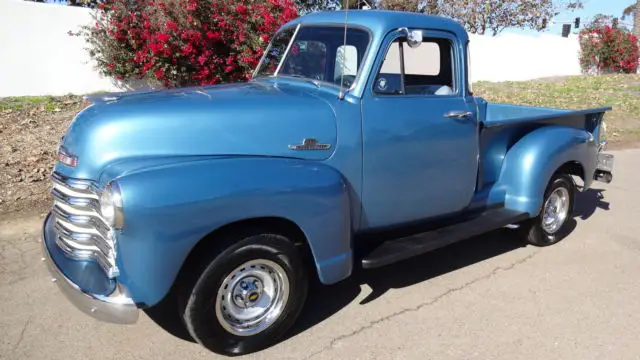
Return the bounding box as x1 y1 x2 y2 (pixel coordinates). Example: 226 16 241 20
41 213 139 324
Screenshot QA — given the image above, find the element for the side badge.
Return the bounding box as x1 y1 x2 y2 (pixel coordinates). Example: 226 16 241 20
288 138 331 151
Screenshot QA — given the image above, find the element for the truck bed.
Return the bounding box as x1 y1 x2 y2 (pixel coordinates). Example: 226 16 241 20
474 97 612 193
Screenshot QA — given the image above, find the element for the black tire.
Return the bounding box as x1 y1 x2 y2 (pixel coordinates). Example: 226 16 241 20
521 173 576 246
179 232 309 356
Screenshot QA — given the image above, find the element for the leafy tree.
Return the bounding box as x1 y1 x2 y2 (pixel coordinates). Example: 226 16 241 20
621 1 639 42
439 0 582 36
377 0 437 13
294 0 339 13
67 0 102 7
332 0 583 36
587 14 629 31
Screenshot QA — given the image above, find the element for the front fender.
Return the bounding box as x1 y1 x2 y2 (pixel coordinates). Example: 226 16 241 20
112 157 352 307
494 126 597 216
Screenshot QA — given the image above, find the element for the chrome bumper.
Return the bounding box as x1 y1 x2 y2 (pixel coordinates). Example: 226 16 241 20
41 213 139 324
594 141 614 183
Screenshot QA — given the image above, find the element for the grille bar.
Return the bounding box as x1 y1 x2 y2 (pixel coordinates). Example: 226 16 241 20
50 172 119 278
52 202 112 239
54 222 113 256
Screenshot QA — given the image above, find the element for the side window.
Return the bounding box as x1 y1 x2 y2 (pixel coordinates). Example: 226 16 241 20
374 36 456 96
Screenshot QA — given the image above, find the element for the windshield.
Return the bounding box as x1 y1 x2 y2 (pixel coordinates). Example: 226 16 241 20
254 26 370 88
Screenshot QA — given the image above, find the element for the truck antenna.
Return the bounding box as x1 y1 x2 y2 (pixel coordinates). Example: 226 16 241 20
338 0 349 100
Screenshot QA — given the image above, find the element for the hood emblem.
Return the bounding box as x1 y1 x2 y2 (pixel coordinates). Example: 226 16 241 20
288 138 331 151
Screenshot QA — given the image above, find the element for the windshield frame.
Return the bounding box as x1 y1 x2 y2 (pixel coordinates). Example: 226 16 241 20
252 23 374 93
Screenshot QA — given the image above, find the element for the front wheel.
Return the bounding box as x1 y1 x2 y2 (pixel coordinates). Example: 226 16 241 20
179 233 308 356
521 173 576 246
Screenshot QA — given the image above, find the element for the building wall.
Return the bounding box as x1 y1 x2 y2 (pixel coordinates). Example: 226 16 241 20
0 0 124 97
468 32 581 83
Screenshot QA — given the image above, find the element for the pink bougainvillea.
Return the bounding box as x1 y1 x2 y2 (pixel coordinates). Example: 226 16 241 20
579 24 639 74
77 0 298 88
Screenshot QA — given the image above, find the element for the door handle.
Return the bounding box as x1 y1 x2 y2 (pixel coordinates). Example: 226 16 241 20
444 111 473 119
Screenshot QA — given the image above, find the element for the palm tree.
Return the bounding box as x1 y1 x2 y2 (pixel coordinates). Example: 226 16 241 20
622 1 639 41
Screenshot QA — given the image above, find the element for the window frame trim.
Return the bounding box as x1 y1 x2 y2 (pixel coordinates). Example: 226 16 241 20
466 40 474 96
369 29 462 99
398 41 406 95
274 24 302 76
252 24 299 79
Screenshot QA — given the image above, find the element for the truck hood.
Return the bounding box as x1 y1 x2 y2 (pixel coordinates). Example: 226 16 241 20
55 81 337 180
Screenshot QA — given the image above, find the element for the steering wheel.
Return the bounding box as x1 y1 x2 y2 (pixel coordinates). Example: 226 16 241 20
335 75 356 88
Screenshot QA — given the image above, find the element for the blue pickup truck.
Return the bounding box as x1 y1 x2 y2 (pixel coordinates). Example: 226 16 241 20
42 10 614 356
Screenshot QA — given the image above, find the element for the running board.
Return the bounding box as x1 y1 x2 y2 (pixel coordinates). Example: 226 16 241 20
361 208 530 269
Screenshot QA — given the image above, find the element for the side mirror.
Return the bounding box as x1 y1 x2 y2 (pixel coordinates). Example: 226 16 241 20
399 28 423 49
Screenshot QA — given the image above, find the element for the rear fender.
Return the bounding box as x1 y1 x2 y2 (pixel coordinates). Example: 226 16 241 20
492 126 598 216
111 157 352 307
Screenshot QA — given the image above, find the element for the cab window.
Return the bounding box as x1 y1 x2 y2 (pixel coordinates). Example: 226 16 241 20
374 36 456 96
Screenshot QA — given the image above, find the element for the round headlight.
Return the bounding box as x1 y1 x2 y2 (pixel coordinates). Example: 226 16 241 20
100 182 124 229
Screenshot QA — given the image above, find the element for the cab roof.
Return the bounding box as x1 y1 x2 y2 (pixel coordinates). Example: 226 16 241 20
283 10 469 42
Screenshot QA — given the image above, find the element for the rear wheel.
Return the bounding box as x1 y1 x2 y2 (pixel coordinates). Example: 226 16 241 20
521 173 576 246
179 232 308 356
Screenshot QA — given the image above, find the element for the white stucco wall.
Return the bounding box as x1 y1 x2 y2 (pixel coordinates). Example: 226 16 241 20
0 0 124 97
0 0 583 97
468 32 581 83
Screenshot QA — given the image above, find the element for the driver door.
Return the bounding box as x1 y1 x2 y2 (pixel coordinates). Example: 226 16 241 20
360 30 479 229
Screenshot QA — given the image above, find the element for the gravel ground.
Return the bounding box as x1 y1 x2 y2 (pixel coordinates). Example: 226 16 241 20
0 96 84 216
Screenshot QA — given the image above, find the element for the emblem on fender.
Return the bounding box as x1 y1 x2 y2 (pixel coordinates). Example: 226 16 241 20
288 138 331 151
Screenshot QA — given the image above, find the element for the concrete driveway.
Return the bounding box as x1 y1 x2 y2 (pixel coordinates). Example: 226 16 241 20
2 148 640 360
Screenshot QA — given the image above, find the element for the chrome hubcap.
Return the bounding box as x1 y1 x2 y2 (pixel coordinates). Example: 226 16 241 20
542 187 570 234
215 259 289 336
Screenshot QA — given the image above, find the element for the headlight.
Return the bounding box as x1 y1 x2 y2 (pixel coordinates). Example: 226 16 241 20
100 182 124 229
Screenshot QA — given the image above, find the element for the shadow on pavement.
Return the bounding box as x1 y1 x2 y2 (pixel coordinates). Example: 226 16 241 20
287 187 610 342
287 228 525 342
573 188 610 220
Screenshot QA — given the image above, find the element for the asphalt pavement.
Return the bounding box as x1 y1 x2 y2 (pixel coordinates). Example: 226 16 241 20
2 148 640 360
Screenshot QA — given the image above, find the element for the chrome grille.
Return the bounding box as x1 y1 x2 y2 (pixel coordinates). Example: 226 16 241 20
50 172 119 278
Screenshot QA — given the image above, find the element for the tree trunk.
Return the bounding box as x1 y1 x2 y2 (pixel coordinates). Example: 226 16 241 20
635 0 640 41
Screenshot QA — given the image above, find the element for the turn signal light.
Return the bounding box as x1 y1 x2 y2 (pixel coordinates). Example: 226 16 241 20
57 148 78 167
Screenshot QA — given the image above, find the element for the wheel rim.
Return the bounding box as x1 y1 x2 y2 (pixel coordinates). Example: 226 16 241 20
215 259 290 336
541 187 570 234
